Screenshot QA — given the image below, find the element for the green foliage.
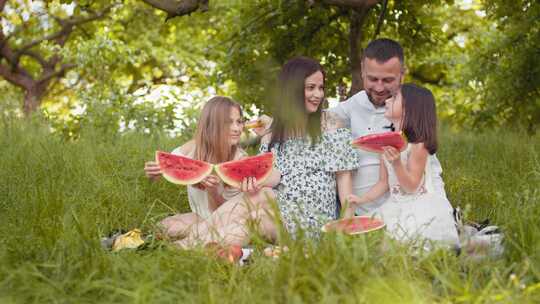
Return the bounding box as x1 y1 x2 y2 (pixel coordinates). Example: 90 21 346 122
1 120 540 303
221 0 452 110
463 0 540 132
1 0 539 135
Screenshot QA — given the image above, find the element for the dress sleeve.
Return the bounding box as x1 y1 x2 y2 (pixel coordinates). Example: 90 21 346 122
319 128 361 172
326 100 352 129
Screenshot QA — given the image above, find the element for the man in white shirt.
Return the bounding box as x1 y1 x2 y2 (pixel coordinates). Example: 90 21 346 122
328 38 446 215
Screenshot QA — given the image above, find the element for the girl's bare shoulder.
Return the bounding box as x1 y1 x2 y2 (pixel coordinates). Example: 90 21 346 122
409 142 428 153
178 140 196 155
408 142 429 162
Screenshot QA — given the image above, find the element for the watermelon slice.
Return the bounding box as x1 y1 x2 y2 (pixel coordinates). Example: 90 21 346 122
321 216 385 235
155 151 213 185
215 152 274 188
351 131 407 154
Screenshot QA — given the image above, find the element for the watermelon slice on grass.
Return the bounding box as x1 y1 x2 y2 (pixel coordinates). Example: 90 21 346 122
322 216 385 235
215 152 274 188
156 151 213 185
351 131 407 154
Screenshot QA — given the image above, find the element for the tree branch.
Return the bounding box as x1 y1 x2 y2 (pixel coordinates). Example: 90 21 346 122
141 0 209 19
17 4 114 54
0 0 7 12
20 50 48 67
38 63 76 84
319 0 380 10
0 63 32 88
372 0 388 39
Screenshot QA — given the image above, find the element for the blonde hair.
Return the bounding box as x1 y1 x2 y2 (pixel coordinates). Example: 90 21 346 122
194 96 242 163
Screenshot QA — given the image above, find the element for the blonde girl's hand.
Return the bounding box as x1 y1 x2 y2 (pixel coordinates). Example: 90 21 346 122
240 177 261 194
382 146 401 165
144 161 162 181
201 174 220 190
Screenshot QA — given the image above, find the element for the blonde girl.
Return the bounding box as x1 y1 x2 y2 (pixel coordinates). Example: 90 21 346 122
144 96 246 238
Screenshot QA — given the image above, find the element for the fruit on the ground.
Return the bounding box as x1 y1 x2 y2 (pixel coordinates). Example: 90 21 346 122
155 151 213 185
215 152 274 188
206 242 243 263
322 216 385 235
351 131 407 153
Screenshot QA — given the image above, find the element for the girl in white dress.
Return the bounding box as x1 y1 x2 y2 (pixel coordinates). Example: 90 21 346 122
347 84 459 247
144 96 247 239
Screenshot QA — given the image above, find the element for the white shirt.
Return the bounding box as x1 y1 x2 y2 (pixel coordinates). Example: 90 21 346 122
328 90 447 214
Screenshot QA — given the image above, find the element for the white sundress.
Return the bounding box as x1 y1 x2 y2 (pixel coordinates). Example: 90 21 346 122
377 144 459 247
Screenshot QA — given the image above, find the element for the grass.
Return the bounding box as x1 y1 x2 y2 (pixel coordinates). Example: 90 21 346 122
1 118 539 303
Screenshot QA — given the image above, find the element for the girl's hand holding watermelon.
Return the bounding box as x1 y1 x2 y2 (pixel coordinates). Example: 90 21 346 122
196 174 220 191
382 146 401 164
239 177 261 194
144 161 162 181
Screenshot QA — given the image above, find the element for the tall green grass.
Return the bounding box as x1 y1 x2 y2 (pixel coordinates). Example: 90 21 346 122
0 118 539 303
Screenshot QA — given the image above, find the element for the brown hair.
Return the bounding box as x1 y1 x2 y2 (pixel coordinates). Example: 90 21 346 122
194 96 242 163
400 83 438 154
268 56 325 151
362 38 405 68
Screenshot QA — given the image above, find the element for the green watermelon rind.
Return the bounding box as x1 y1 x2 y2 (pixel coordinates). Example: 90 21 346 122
351 131 407 154
321 216 386 235
156 151 213 186
214 152 274 188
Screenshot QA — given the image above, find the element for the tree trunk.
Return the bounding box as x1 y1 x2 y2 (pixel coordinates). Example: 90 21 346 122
23 85 47 116
348 7 371 97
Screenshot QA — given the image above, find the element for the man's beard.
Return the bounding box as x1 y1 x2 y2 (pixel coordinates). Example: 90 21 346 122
366 91 387 108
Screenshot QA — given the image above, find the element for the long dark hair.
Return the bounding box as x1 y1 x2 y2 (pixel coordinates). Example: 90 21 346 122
267 56 325 151
400 83 438 155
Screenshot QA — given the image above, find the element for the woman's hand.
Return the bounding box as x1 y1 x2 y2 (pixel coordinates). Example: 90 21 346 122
144 161 162 181
194 174 220 191
239 177 261 194
382 146 402 166
251 115 273 137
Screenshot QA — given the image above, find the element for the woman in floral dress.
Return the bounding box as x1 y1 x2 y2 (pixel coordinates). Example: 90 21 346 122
257 56 360 237
176 57 360 246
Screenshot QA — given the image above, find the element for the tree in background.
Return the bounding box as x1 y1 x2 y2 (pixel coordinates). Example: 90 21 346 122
0 0 114 115
464 0 539 133
1 0 537 134
212 0 450 108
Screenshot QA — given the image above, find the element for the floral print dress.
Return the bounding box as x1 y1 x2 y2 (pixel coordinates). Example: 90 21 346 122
260 128 360 238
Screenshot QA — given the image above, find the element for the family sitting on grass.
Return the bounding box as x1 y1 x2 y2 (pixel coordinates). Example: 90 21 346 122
144 38 459 252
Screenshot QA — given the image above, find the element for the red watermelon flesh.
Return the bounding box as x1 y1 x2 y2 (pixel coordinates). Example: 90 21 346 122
351 131 407 154
322 216 385 235
155 151 213 185
215 152 273 188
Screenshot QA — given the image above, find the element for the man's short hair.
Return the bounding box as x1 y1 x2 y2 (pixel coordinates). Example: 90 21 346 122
362 38 404 66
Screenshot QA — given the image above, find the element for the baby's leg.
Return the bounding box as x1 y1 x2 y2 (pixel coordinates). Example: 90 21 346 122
159 212 202 239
